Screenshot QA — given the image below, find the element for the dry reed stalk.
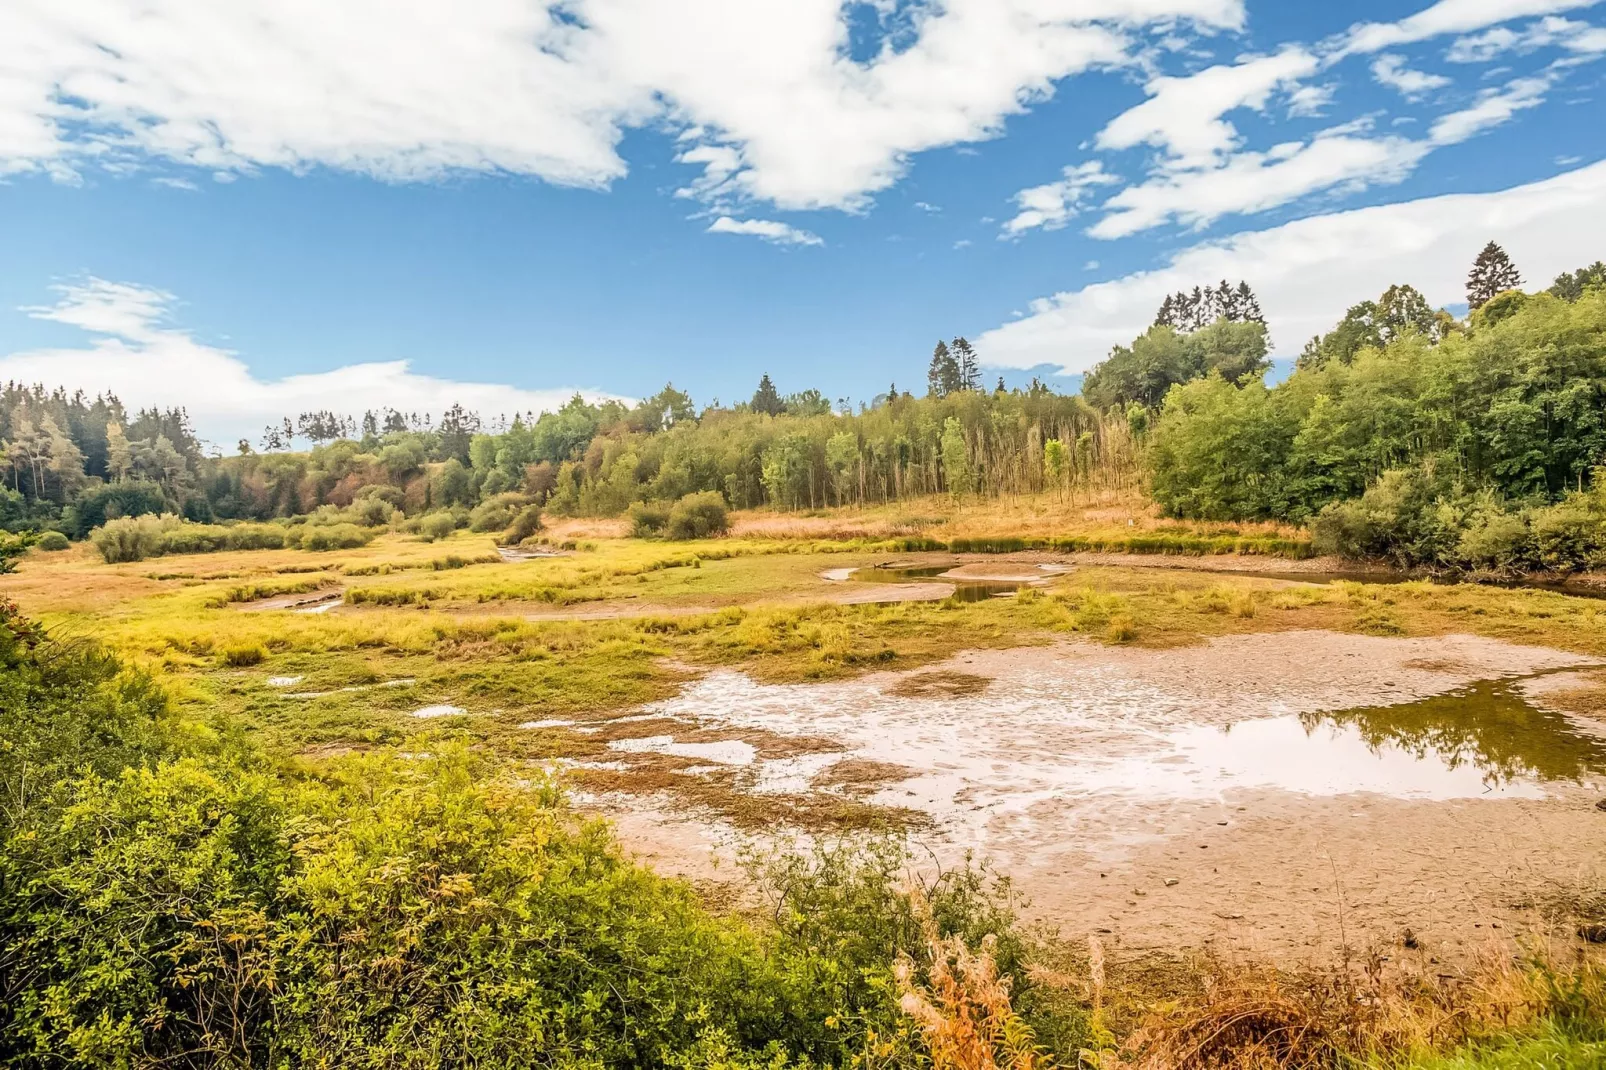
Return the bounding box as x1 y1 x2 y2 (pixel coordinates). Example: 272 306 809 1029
895 889 1052 1070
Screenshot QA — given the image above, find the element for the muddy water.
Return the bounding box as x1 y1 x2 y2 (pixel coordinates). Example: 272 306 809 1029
602 631 1606 959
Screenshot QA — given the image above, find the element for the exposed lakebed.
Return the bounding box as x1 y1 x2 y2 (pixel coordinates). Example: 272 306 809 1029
592 630 1606 960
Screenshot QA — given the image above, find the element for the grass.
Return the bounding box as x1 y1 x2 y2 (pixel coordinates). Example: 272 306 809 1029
5 516 1606 1067
9 529 1606 852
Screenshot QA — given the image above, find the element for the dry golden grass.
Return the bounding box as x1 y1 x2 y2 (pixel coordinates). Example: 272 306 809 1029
729 490 1308 545
896 890 1054 1070
1121 946 1603 1070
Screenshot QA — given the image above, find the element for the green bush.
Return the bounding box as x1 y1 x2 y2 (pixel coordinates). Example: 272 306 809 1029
87 515 383 562
628 500 672 538
470 493 529 533
418 511 458 542
294 523 372 552
0 602 1090 1068
500 504 544 546
666 491 730 540
90 514 175 562
34 531 70 552
1311 465 1606 573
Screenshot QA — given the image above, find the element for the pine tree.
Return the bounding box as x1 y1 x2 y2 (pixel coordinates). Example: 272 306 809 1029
1155 294 1177 329
1466 241 1522 310
1153 280 1265 331
751 374 784 416
927 341 961 398
951 337 980 391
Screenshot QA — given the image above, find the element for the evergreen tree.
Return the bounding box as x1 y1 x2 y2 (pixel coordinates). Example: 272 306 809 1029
1466 241 1522 310
951 337 980 391
926 341 961 398
751 374 784 416
1152 280 1264 331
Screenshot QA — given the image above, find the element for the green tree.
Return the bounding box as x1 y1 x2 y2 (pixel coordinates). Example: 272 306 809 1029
939 417 972 498
926 341 961 398
1466 240 1522 310
951 337 980 392
761 433 812 509
751 374 784 416
1548 261 1606 302
1043 439 1068 499
825 431 859 505
105 420 133 482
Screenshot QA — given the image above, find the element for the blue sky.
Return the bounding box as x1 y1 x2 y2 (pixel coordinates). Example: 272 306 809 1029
1 0 1604 445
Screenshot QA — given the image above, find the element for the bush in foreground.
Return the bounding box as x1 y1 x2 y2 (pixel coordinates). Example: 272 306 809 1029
0 603 1086 1068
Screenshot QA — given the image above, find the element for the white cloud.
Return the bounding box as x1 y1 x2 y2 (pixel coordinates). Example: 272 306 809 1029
1447 16 1606 61
975 159 1606 372
1000 161 1119 237
1428 73 1555 143
0 0 1244 213
1286 84 1336 117
706 216 823 246
3 279 624 445
1371 54 1453 97
1336 0 1602 56
1095 47 1318 167
1090 128 1429 238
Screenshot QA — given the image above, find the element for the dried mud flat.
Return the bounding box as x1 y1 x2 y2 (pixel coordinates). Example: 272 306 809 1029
595 630 1606 964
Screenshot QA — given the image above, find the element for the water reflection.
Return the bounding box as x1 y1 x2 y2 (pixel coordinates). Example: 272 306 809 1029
1306 679 1606 787
851 564 1024 603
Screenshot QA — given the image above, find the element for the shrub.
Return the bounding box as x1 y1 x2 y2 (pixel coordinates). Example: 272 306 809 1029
91 514 177 563
500 504 544 546
470 493 528 533
296 523 372 552
628 500 672 538
418 511 457 542
666 491 730 540
34 531 70 552
344 497 398 527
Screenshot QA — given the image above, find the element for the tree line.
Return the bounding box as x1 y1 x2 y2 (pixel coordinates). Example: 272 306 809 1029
1136 243 1606 570
5 241 1603 569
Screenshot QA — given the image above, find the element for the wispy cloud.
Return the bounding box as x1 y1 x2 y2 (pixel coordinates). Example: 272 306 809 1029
1335 0 1602 56
1371 54 1453 97
706 216 823 246
1447 15 1606 61
1000 162 1118 237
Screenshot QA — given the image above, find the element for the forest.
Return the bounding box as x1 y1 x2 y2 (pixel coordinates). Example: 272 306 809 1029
3 243 1604 574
